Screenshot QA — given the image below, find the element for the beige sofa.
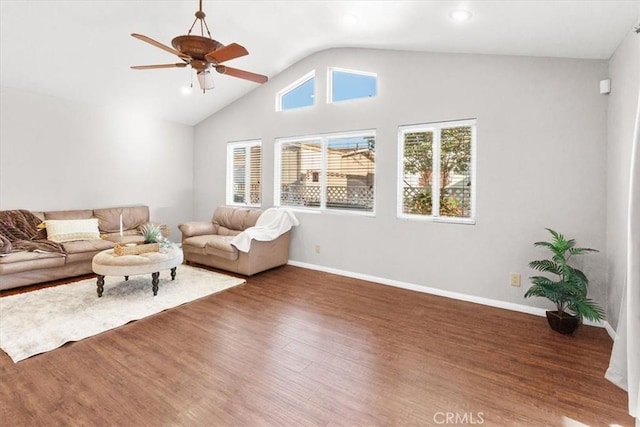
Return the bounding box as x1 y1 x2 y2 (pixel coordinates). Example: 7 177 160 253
0 206 157 291
179 206 292 276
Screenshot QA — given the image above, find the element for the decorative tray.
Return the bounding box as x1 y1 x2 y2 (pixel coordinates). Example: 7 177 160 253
114 243 159 256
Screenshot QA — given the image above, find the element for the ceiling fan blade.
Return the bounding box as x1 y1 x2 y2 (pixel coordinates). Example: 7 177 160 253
205 43 249 64
131 33 191 60
216 66 268 84
131 63 188 70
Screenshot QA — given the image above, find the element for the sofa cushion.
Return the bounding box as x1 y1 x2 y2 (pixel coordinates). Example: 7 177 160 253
63 239 115 263
44 219 101 243
212 206 261 235
182 235 214 249
0 251 66 275
183 235 238 261
204 236 238 261
44 209 93 220
101 232 145 244
215 227 242 237
63 239 114 255
93 206 149 234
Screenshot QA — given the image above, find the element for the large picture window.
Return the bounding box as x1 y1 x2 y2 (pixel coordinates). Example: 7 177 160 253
275 131 376 213
398 120 476 223
226 140 261 206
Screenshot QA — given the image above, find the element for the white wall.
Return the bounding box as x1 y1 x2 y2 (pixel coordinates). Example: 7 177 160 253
606 29 640 329
0 87 194 239
194 48 609 312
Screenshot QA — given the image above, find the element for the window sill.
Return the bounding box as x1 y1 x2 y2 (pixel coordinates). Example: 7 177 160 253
276 206 375 217
398 214 476 225
226 202 262 208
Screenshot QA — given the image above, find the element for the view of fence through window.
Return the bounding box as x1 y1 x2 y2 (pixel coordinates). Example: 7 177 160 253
277 132 375 212
228 142 261 206
401 122 474 219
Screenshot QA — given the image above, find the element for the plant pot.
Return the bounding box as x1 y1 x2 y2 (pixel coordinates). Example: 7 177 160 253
546 310 580 334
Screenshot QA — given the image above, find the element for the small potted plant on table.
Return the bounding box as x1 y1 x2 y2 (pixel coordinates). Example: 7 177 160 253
141 223 163 244
140 223 175 250
524 228 605 334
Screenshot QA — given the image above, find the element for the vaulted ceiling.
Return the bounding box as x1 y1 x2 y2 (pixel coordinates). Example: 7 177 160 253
1 1 638 126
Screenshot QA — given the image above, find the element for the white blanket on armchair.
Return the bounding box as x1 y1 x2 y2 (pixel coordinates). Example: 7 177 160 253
230 208 299 253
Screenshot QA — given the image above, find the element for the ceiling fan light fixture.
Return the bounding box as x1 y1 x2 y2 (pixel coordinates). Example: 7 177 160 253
130 0 268 90
197 70 215 90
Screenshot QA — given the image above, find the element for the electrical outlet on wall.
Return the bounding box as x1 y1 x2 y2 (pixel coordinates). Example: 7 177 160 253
315 244 321 254
510 273 521 287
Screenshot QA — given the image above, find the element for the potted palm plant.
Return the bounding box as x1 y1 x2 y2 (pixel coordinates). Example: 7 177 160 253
524 228 605 334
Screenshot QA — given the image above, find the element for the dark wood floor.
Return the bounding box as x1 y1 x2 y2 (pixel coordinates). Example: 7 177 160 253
0 265 633 426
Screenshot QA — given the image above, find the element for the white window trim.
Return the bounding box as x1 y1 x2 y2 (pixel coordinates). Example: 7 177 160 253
397 119 477 224
274 129 377 215
327 66 378 104
226 139 262 207
275 70 316 112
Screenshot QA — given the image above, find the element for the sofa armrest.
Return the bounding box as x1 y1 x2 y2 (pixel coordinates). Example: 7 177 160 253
236 231 291 276
179 221 216 238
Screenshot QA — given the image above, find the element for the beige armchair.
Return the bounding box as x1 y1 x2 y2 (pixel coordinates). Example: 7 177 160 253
178 206 293 276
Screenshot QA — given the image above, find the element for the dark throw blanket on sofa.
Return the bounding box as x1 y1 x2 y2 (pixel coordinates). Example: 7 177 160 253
0 210 65 256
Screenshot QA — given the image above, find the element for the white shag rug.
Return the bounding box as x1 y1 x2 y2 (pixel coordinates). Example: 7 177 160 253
0 265 245 362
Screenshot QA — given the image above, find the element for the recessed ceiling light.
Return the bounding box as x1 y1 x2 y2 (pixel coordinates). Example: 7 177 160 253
450 8 472 22
181 86 193 95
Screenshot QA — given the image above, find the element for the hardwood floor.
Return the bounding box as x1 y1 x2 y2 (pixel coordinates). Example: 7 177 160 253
0 265 633 426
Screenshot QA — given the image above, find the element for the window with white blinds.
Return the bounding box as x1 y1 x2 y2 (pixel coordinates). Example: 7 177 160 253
398 119 476 223
278 139 322 208
275 131 375 213
226 140 261 206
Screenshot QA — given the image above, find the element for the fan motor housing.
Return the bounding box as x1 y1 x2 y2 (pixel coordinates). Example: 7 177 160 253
172 35 223 61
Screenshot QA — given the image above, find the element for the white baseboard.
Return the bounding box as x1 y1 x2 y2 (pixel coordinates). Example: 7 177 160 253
288 260 612 334
603 321 617 340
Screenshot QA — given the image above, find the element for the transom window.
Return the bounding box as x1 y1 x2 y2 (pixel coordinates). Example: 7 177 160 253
226 140 261 206
328 67 377 103
275 131 376 213
398 119 476 223
276 71 315 111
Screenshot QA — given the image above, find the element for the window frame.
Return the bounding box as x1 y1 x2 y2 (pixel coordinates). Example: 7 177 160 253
274 129 377 216
226 139 262 207
327 67 378 104
276 70 316 112
397 119 477 224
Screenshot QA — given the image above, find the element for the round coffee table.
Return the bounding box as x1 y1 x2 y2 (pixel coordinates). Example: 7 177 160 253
92 248 184 297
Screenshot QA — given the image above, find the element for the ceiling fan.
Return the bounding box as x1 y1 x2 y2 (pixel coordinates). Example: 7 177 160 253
130 0 268 92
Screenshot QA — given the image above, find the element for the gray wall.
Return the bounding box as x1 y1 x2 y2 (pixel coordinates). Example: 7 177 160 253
194 48 609 312
606 29 640 329
0 87 195 238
